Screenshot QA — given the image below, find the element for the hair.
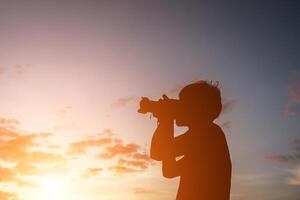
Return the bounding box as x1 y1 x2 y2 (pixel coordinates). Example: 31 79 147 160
178 80 222 121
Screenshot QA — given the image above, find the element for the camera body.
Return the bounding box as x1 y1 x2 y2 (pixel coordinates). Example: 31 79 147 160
138 97 179 118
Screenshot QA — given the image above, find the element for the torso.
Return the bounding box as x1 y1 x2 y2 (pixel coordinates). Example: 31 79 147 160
176 123 232 200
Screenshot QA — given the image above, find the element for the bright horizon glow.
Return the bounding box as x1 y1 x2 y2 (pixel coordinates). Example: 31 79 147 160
30 175 70 200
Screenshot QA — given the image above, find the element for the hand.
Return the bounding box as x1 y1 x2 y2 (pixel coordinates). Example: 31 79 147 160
155 94 175 122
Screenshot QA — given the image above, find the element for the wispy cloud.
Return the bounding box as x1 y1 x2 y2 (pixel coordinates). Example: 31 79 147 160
108 165 141 174
291 84 300 103
80 168 103 178
0 117 20 130
13 64 30 75
67 128 153 175
0 64 30 79
0 190 18 200
286 165 300 185
284 80 300 117
261 155 296 163
68 137 113 155
0 67 6 76
261 137 300 164
98 143 140 159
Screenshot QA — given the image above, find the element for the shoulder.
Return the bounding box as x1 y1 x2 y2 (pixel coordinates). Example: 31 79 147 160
210 123 227 142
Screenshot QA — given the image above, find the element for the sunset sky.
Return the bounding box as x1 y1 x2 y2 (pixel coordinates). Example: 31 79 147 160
0 1 300 200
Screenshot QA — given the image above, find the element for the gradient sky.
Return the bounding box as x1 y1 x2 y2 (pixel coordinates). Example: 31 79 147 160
0 1 300 200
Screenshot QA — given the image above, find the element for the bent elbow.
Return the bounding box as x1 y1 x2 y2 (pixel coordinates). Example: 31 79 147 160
162 168 178 179
163 172 176 179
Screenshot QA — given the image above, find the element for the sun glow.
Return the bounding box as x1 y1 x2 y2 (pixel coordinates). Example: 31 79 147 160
31 175 70 200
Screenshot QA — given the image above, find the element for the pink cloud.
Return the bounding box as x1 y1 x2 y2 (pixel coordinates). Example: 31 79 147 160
291 84 300 103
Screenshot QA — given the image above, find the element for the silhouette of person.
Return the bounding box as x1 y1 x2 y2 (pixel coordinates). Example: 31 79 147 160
149 81 231 200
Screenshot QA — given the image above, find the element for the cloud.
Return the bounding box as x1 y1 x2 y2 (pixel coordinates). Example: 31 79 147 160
286 165 300 185
0 127 66 186
131 152 152 161
98 143 152 175
66 129 153 176
291 84 300 103
118 158 148 170
284 81 300 117
81 168 103 178
0 167 15 182
0 191 18 200
98 143 140 159
262 138 300 164
261 155 296 163
13 64 29 75
111 97 138 108
68 137 113 155
0 117 20 130
0 129 58 164
0 67 5 76
108 165 141 174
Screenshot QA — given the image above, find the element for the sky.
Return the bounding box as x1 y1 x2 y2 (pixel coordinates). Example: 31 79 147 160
0 0 299 199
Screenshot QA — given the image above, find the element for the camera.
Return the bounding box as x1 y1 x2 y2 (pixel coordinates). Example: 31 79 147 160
138 96 179 117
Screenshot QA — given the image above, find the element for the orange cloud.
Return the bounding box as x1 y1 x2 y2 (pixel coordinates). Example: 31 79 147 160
81 168 103 178
286 165 300 185
0 191 18 200
0 127 66 187
0 129 55 163
0 67 5 76
0 167 15 182
98 143 140 159
108 165 141 174
68 137 113 154
118 158 148 170
131 152 151 161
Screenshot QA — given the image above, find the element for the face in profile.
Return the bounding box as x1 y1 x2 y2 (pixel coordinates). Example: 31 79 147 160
174 81 222 127
175 97 203 127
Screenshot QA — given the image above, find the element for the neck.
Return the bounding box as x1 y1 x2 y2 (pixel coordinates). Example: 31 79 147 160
188 120 213 131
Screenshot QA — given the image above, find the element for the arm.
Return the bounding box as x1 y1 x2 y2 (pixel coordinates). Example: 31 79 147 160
150 118 174 161
150 118 187 178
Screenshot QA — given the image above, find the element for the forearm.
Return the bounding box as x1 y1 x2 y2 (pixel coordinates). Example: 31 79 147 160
150 119 174 160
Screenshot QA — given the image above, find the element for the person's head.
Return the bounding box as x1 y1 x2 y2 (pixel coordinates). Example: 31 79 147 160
175 81 222 127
